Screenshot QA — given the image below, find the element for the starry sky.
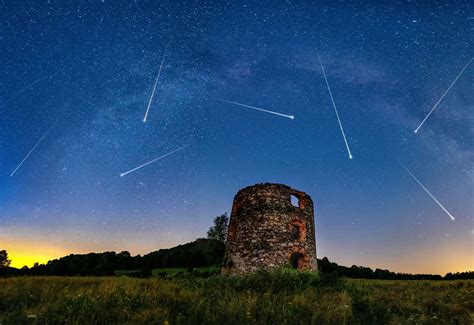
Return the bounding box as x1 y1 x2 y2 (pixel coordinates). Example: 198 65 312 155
1 1 472 274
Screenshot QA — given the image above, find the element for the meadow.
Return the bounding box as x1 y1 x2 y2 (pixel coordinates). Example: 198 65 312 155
114 266 219 277
1 269 473 324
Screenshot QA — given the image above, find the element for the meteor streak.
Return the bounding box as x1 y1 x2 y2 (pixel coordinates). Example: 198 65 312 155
2 75 51 107
317 53 353 159
143 50 167 123
10 121 56 177
216 99 295 120
414 57 473 133
401 163 456 221
120 144 189 177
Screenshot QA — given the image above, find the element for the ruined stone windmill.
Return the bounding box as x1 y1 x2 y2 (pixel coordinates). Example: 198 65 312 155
223 183 317 274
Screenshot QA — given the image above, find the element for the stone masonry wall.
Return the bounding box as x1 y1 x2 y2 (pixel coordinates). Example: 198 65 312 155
223 183 317 274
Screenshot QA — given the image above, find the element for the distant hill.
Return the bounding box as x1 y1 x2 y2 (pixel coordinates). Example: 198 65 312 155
1 239 472 280
141 238 225 269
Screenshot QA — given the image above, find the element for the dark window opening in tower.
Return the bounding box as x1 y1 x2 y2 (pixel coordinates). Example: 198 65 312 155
289 218 306 242
290 194 299 207
290 252 304 269
291 224 300 240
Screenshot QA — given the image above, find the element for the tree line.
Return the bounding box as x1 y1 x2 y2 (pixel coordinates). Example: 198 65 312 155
0 238 224 276
317 257 473 280
1 247 472 280
1 214 472 279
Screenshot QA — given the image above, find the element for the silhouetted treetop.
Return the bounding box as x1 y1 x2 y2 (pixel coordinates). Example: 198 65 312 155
207 213 229 243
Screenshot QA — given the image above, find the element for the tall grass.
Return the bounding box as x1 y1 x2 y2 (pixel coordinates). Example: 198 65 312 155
0 269 472 324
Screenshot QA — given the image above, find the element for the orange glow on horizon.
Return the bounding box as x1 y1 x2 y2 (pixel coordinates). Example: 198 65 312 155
2 229 181 269
5 240 69 268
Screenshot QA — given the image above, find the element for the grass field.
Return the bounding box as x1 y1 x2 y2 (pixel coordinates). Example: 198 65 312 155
114 266 220 277
1 269 473 324
152 266 219 276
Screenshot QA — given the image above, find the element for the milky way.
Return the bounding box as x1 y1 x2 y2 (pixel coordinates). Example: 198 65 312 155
1 1 472 274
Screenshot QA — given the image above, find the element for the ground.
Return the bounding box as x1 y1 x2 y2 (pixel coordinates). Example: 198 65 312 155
1 270 472 324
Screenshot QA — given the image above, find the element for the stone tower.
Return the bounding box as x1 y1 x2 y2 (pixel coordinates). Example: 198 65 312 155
223 183 317 274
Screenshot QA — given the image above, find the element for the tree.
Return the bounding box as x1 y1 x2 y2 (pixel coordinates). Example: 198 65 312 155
0 250 11 268
118 251 131 257
207 213 229 243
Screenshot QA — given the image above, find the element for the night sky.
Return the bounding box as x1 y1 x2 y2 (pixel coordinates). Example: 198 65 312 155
1 1 472 274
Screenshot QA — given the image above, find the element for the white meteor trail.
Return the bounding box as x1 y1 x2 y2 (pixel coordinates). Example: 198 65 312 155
317 53 353 159
2 75 51 107
120 144 189 177
216 99 295 120
414 57 473 133
10 121 56 177
401 163 456 221
143 50 167 123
